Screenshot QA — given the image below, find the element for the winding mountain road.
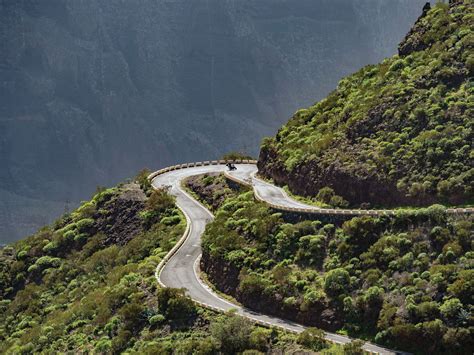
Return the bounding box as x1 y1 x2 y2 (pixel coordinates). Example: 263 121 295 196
150 161 413 354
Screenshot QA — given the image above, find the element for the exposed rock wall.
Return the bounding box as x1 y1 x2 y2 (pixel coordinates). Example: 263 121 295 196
201 251 341 331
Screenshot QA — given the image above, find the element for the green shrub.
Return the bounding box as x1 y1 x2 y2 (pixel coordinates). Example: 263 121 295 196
35 256 61 270
324 268 351 298
42 242 58 254
316 187 335 204
63 230 76 242
148 314 165 326
160 215 181 226
210 314 252 354
343 339 365 355
95 337 113 352
440 298 463 324
297 327 326 351
73 233 88 244
239 273 268 297
147 189 175 212
135 169 152 194
156 288 196 322
249 328 271 352
76 218 95 233
118 302 145 332
448 270 474 304
16 250 28 260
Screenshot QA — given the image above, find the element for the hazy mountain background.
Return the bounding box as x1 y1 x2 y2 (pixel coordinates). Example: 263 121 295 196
0 0 426 243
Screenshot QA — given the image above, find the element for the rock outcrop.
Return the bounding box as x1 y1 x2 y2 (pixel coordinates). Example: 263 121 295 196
95 183 146 246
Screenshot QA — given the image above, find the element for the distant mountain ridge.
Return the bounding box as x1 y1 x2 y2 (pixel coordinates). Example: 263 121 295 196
0 0 426 242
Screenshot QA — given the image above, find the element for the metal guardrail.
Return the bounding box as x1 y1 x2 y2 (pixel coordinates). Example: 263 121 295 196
223 170 474 216
147 159 258 180
149 161 474 216
150 159 257 289
148 160 416 354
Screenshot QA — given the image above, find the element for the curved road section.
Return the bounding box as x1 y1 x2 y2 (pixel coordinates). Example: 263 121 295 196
151 162 404 355
228 167 320 210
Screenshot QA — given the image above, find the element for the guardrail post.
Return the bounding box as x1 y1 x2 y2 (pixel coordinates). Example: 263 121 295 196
148 161 474 219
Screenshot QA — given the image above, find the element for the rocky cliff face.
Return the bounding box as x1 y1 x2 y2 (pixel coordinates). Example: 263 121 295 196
201 250 341 331
0 0 426 242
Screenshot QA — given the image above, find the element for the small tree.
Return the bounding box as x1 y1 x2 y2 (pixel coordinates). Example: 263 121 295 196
343 339 365 355
135 168 152 195
142 188 176 228
118 301 145 333
297 327 326 351
440 298 463 325
156 288 195 323
210 313 253 353
316 187 335 204
324 268 351 297
249 328 271 352
448 270 474 304
330 194 349 208
146 188 175 212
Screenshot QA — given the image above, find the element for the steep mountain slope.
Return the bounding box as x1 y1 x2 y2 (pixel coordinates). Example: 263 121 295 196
0 174 320 354
0 0 426 242
189 173 474 354
258 1 473 208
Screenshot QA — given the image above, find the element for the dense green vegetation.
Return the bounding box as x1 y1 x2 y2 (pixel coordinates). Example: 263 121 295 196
195 174 473 354
3 3 473 354
259 1 473 207
0 181 183 353
184 173 250 211
0 177 314 354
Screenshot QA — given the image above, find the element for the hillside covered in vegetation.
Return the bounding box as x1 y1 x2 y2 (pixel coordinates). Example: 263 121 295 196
187 173 474 354
258 1 473 208
0 173 321 354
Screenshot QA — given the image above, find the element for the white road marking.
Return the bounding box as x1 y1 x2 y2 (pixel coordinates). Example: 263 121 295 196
150 162 432 354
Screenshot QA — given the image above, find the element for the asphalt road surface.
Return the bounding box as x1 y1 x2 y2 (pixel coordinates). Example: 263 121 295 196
151 163 404 354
